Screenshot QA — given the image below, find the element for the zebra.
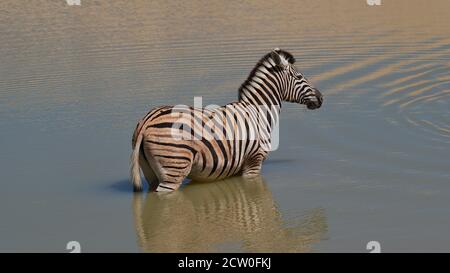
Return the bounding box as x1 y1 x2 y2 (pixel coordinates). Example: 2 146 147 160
130 48 323 192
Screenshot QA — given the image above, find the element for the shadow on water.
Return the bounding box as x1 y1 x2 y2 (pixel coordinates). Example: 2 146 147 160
132 175 327 252
109 179 134 193
264 158 299 165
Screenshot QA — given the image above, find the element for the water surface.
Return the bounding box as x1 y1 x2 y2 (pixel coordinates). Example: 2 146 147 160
0 0 449 252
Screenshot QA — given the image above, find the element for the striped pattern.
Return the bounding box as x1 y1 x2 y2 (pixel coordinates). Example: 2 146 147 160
132 176 327 252
130 49 323 192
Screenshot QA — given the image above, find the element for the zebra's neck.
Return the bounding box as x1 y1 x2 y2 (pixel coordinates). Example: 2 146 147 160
238 68 284 107
236 65 284 145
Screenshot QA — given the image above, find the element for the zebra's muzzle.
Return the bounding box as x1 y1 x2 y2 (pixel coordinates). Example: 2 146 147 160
306 89 323 110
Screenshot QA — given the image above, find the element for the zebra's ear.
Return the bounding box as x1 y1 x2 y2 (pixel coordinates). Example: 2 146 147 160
271 49 289 69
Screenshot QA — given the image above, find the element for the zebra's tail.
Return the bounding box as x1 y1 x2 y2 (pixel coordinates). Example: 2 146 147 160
130 132 144 192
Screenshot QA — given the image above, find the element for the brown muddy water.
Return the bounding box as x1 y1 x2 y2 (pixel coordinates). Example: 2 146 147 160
0 0 449 252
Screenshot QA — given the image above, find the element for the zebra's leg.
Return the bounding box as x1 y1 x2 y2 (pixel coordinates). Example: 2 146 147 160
139 152 158 191
141 139 194 192
156 163 192 192
242 154 265 178
148 156 193 193
156 174 187 192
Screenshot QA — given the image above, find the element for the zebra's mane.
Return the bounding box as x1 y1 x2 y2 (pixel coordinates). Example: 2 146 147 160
238 49 295 99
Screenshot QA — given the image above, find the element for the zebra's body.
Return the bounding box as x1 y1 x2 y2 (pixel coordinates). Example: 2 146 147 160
131 49 323 192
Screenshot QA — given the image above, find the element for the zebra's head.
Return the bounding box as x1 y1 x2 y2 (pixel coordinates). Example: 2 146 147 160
270 48 323 110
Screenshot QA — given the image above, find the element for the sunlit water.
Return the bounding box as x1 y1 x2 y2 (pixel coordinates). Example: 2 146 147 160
0 0 449 252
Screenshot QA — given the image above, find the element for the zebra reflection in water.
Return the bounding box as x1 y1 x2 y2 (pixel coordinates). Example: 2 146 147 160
132 176 327 252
